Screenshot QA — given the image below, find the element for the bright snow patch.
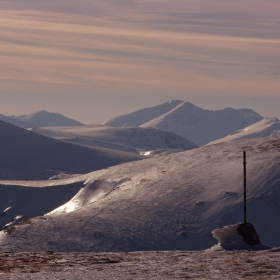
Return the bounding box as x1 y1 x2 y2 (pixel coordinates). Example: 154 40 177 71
141 151 152 156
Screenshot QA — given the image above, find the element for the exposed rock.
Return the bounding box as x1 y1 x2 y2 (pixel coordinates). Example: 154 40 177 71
237 223 262 246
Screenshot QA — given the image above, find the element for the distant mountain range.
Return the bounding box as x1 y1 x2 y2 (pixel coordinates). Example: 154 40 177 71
1 101 274 146
0 110 84 128
105 100 264 146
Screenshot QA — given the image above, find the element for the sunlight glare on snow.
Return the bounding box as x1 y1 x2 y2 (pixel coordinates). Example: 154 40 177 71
46 199 81 215
46 186 108 215
140 151 152 156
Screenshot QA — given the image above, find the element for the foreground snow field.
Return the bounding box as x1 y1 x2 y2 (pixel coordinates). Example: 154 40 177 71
0 249 280 279
0 136 280 252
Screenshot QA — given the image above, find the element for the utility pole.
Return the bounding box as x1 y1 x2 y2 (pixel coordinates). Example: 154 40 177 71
243 151 247 224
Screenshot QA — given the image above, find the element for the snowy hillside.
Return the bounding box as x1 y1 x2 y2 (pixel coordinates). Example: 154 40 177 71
0 120 142 180
0 136 279 252
30 125 197 155
208 117 280 145
103 100 183 127
140 102 263 146
0 110 84 128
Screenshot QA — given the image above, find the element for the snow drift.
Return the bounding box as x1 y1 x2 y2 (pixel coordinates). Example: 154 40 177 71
211 223 270 251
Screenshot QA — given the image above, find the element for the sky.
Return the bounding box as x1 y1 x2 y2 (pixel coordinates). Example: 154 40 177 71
1 0 280 124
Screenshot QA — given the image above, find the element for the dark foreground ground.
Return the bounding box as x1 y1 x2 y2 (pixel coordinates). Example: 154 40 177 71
0 249 280 279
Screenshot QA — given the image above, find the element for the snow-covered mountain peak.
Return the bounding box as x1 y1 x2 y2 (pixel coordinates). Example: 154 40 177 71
0 110 84 128
25 110 49 118
208 116 280 144
140 102 263 145
103 100 184 127
104 100 263 146
17 110 52 122
167 99 184 105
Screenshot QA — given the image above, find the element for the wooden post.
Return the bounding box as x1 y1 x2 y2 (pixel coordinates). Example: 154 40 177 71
243 151 247 224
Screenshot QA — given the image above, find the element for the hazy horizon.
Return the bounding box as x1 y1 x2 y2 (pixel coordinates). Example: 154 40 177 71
1 0 279 124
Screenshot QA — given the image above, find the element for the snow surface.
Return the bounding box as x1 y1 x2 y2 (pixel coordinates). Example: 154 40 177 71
30 125 197 155
0 250 280 279
140 101 263 146
0 120 142 180
0 110 84 128
1 136 280 253
209 117 280 145
104 99 183 127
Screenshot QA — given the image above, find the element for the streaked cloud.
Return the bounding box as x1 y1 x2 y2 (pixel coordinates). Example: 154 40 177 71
0 0 279 122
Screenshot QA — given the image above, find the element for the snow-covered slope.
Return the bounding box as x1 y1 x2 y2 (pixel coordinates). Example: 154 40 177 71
0 136 279 252
140 102 263 146
103 100 184 127
30 125 197 155
0 120 142 180
208 117 280 145
0 110 84 128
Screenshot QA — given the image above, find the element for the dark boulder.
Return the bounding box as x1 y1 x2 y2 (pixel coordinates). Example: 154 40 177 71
237 223 262 246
